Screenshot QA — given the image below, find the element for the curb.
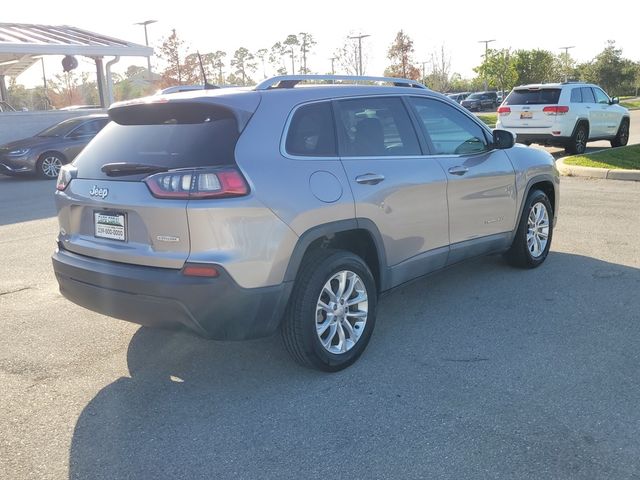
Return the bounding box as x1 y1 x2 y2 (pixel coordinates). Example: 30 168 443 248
556 157 640 181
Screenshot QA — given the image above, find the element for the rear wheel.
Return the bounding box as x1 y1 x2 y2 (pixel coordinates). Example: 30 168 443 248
565 123 588 155
611 118 629 147
37 152 64 179
281 249 377 372
504 189 553 269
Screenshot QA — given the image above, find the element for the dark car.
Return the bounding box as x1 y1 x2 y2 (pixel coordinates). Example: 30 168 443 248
0 114 109 179
446 92 470 104
461 92 498 112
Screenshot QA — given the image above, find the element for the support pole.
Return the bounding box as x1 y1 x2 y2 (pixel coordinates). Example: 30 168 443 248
0 75 7 102
95 57 106 107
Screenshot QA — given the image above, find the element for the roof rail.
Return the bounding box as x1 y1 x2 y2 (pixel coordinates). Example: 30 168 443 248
254 75 428 91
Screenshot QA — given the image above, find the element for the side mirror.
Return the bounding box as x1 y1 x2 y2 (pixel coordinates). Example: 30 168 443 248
492 129 515 149
610 97 619 105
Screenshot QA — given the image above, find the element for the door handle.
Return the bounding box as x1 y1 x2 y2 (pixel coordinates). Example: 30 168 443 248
448 166 469 176
355 173 385 185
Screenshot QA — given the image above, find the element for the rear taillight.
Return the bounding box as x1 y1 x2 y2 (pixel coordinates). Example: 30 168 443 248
497 106 511 116
56 164 77 191
144 167 249 199
543 106 569 115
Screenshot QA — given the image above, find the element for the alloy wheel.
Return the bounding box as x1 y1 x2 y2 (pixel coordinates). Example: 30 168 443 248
315 270 368 354
527 202 550 258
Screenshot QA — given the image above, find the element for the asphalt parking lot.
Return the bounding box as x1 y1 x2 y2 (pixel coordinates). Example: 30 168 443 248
1 174 639 479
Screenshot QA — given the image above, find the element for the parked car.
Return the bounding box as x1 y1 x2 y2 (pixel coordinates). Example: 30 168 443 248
59 105 103 111
0 114 109 179
446 92 469 104
155 85 205 95
461 92 498 111
52 75 559 371
496 82 630 153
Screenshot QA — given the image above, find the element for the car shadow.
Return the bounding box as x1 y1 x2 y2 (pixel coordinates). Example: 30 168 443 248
68 252 640 479
0 175 57 225
533 145 609 161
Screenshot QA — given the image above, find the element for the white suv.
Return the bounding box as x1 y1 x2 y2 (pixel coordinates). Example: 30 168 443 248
496 82 630 154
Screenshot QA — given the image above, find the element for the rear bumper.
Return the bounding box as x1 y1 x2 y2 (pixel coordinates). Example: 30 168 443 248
52 247 292 340
513 133 571 148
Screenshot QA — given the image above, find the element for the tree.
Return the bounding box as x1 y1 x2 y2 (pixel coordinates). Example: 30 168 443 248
283 35 299 74
579 41 636 96
512 49 557 85
425 45 451 91
333 40 359 75
298 32 316 74
475 48 517 93
158 29 187 87
556 51 577 82
255 48 269 78
210 51 226 85
385 30 421 80
230 47 256 86
269 42 288 76
333 33 370 75
448 74 484 93
183 53 205 85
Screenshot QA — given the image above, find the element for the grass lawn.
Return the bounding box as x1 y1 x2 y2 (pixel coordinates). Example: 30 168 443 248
477 113 497 128
620 100 640 110
564 144 640 170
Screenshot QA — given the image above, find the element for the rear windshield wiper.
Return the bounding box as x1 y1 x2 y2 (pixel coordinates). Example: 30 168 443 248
101 162 169 177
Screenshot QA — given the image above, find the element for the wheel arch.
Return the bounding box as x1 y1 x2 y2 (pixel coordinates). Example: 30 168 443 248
571 118 590 138
511 174 558 243
37 150 68 164
283 219 389 293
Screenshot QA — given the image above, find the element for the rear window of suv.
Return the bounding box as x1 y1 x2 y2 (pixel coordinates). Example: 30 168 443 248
75 103 240 175
504 88 561 105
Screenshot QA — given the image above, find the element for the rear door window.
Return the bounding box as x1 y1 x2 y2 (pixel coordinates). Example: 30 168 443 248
504 89 561 105
570 88 582 103
334 97 421 157
581 87 596 104
285 102 337 157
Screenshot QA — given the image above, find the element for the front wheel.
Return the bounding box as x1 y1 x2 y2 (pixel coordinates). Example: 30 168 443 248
611 118 629 148
281 249 377 371
504 190 553 269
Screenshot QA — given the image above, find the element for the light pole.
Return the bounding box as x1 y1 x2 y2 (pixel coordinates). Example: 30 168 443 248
421 61 428 84
135 20 157 83
559 46 575 82
330 56 337 75
478 39 495 90
348 34 370 76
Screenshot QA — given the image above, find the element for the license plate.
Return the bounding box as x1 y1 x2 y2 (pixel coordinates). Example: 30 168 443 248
94 212 126 241
520 111 533 119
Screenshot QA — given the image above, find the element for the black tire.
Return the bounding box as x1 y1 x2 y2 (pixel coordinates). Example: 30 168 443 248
565 123 588 155
36 152 65 179
281 249 377 372
504 189 553 269
611 118 629 148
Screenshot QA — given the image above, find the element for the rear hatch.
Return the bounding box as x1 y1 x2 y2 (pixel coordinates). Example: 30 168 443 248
55 94 259 269
498 87 562 128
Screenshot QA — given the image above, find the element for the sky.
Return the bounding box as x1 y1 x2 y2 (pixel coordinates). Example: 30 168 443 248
6 0 640 87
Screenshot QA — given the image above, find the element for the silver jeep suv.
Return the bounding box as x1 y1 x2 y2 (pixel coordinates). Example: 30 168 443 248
52 75 559 371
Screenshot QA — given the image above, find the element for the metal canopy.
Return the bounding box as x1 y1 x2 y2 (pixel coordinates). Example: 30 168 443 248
0 23 153 77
